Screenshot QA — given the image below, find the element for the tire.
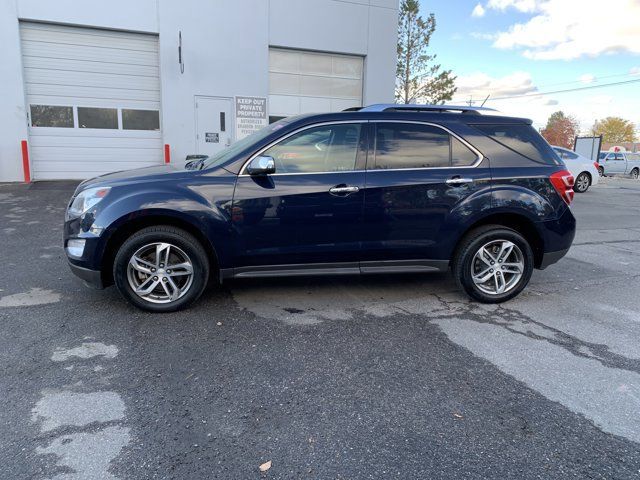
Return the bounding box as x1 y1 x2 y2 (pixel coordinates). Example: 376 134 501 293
113 226 210 312
631 168 639 180
452 225 534 304
574 172 590 193
598 166 604 177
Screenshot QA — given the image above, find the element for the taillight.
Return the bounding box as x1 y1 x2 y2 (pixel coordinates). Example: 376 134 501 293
593 162 599 170
550 170 574 205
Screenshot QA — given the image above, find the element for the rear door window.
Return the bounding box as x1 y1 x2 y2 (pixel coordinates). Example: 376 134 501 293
473 124 558 165
373 123 479 169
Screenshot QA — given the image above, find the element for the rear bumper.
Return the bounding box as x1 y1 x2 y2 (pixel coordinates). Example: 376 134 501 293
538 248 569 270
68 261 104 289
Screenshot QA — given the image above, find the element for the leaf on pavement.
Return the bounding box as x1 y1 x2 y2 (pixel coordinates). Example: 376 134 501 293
259 460 272 472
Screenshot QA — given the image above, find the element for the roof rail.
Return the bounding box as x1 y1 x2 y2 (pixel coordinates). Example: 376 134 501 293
356 104 497 114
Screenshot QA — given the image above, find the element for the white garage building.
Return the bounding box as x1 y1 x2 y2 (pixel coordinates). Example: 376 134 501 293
0 0 398 182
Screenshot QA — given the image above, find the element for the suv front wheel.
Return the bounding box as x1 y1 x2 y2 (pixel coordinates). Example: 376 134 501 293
453 225 534 303
113 226 210 312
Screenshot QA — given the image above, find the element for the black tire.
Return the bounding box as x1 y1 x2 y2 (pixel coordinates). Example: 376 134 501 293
452 225 534 304
598 166 604 177
113 226 209 312
574 172 590 193
631 168 639 180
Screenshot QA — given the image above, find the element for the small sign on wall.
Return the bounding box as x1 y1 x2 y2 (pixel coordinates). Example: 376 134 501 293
235 96 267 140
205 132 219 143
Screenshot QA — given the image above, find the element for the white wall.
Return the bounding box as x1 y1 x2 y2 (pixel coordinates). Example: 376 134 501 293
17 0 159 33
157 0 270 159
0 0 28 182
0 0 397 180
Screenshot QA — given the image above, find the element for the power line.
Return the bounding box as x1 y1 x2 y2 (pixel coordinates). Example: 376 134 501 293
482 78 640 102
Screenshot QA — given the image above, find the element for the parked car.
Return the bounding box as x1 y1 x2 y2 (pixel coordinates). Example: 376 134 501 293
552 146 599 193
64 104 576 312
597 151 640 178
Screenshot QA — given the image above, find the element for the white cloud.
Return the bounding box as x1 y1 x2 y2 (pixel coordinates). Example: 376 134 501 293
452 71 640 133
455 71 538 99
490 0 640 60
472 3 486 17
486 0 539 13
579 74 596 84
631 67 640 76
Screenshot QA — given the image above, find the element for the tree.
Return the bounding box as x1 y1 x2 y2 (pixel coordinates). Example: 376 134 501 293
540 111 579 148
591 117 637 143
396 0 456 104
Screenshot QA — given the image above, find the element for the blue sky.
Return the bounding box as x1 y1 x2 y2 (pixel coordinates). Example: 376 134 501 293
417 0 640 133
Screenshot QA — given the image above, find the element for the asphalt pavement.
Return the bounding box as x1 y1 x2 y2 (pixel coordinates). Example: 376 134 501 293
1 176 640 479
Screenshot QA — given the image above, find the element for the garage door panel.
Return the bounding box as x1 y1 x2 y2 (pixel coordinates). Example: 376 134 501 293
21 25 158 53
30 148 163 162
269 48 363 117
21 22 163 180
21 42 158 67
31 163 162 180
26 95 160 111
24 68 160 92
26 84 160 103
22 56 159 77
29 136 161 149
331 98 362 112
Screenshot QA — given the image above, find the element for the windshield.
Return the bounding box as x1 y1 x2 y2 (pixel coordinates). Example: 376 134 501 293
202 119 291 169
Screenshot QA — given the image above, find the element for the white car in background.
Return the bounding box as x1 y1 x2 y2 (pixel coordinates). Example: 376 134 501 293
552 146 599 193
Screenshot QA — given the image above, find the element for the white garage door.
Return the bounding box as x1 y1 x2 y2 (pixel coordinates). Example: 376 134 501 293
20 22 162 180
268 48 363 121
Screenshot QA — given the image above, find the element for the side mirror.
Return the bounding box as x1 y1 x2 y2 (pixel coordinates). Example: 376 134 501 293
247 155 276 175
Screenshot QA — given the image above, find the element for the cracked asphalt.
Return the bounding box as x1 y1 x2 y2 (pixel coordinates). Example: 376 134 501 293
1 177 640 479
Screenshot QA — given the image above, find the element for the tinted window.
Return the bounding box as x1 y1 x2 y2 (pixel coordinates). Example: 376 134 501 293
122 109 160 130
78 107 118 129
374 123 451 169
263 123 362 173
451 137 478 166
473 124 558 165
599 152 606 160
554 148 578 160
30 105 73 128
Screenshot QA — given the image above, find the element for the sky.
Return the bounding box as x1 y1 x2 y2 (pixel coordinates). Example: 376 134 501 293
418 0 640 134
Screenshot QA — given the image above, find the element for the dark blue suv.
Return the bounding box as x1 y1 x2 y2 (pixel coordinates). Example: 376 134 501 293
64 104 576 312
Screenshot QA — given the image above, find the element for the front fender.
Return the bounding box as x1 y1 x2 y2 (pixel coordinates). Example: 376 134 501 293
83 182 235 270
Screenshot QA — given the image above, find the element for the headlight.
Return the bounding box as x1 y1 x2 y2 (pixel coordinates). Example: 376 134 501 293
67 187 111 219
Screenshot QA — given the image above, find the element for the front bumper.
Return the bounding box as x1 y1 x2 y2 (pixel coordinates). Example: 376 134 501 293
68 261 104 289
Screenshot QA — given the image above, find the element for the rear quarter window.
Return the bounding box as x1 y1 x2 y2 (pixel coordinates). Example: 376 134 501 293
473 123 560 165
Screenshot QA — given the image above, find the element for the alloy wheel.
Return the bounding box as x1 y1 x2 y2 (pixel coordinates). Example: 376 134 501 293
471 240 524 295
575 173 589 192
126 242 194 304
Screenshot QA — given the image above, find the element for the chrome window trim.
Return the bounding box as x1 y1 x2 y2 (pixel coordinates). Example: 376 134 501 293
238 119 484 176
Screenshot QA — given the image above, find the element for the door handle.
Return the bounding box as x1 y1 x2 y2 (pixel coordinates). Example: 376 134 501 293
329 185 360 196
445 177 474 185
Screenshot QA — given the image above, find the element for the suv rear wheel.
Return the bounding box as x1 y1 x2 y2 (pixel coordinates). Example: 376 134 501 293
113 226 209 312
453 225 534 303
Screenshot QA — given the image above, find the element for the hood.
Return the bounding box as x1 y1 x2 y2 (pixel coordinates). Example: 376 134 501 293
76 164 184 191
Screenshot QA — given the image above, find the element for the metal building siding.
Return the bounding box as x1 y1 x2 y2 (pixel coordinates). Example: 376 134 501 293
20 22 162 180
